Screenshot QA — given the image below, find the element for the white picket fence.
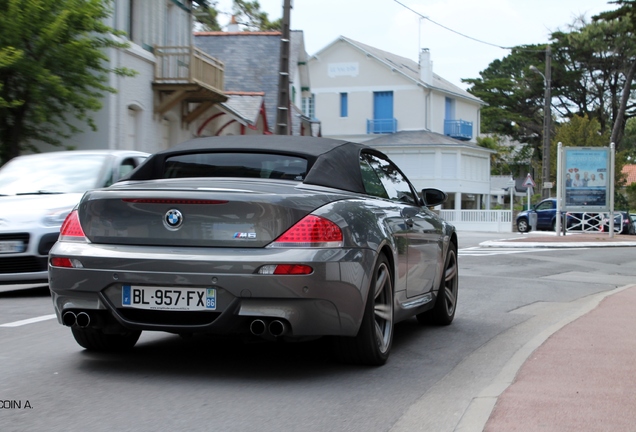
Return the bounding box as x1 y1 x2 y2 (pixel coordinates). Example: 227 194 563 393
438 210 513 232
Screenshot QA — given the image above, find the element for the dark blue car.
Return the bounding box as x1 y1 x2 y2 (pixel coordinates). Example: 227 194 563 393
516 198 562 233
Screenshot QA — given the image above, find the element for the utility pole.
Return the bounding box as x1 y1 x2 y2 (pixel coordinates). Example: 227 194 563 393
275 0 292 135
541 46 552 199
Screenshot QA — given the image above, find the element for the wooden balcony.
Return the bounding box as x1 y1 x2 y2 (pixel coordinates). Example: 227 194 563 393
153 46 227 124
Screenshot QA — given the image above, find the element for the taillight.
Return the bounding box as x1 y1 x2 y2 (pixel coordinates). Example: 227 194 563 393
50 257 83 268
50 257 73 268
268 215 343 248
59 210 87 242
258 264 313 275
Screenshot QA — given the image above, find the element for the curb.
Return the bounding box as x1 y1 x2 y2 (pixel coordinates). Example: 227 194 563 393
480 240 636 248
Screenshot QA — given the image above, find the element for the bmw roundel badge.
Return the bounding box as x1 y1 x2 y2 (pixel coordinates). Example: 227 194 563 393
164 209 183 230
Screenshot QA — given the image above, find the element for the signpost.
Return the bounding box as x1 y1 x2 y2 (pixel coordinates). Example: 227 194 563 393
508 178 516 214
523 173 536 213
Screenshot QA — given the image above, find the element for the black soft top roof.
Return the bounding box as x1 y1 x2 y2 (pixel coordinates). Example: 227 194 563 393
126 135 389 194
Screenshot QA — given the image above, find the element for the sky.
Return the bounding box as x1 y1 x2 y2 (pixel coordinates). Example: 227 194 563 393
213 0 619 89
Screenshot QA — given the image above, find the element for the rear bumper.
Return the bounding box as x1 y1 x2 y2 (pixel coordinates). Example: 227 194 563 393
49 241 377 337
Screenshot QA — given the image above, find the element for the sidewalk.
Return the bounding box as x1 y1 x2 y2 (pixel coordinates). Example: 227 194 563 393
483 283 636 431
475 231 636 431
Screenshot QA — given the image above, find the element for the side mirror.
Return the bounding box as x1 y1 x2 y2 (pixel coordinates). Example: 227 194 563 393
421 188 447 207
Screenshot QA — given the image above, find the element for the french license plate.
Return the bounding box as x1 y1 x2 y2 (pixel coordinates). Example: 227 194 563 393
122 285 216 311
0 240 25 254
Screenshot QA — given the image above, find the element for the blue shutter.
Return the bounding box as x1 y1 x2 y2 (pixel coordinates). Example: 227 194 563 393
445 97 454 120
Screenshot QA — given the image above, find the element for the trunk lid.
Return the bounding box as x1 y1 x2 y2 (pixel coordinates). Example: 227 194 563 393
77 178 343 248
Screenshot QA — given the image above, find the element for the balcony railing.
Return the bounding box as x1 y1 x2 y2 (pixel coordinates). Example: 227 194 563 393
367 118 397 134
444 119 473 141
154 45 224 93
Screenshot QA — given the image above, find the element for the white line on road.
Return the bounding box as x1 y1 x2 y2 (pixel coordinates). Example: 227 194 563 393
0 314 57 327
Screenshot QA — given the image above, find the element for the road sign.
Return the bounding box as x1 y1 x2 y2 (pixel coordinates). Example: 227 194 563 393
523 174 536 188
543 182 553 189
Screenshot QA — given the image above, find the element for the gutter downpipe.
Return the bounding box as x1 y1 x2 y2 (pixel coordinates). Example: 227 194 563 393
426 87 432 130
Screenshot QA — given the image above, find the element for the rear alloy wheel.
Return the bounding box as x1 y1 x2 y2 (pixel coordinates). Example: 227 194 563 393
71 327 141 352
333 255 394 366
417 241 458 326
517 218 529 233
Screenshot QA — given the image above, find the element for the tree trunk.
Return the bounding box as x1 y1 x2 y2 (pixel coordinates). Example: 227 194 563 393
6 107 26 162
610 58 636 149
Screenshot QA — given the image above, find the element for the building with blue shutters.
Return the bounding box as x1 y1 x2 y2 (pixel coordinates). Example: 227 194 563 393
308 36 495 211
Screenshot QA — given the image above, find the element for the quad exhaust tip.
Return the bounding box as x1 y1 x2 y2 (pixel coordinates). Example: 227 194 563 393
249 319 266 336
62 311 77 327
76 312 91 328
249 319 288 337
269 320 287 337
62 311 91 328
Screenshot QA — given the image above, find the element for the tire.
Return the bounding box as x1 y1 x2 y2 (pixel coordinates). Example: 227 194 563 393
71 327 141 352
333 255 394 366
517 218 529 233
417 240 458 326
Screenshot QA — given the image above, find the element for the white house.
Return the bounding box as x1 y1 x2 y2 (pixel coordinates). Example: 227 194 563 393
39 0 227 154
308 36 494 211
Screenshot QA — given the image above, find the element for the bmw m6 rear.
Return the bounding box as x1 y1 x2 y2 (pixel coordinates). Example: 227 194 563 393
49 136 457 365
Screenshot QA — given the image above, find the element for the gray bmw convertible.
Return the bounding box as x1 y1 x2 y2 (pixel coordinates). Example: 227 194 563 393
49 136 458 365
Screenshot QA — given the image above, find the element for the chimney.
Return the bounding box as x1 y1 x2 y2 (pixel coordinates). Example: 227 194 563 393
419 48 433 85
227 15 240 32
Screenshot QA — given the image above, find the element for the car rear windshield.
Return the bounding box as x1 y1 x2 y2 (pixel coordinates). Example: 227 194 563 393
163 153 308 181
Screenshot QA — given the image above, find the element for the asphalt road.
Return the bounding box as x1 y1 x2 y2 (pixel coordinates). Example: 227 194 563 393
1 231 634 432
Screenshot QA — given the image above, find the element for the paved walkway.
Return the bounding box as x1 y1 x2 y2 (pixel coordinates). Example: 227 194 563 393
483 284 636 432
474 231 636 431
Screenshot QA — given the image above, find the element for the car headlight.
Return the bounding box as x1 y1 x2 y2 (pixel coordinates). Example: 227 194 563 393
42 207 74 227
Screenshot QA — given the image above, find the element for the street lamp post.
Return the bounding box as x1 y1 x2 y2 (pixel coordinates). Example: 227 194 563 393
530 46 552 199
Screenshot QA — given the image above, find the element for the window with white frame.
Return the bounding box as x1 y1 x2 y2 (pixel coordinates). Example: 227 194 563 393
302 94 315 119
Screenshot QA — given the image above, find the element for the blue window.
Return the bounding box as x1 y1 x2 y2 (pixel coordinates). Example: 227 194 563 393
340 93 348 117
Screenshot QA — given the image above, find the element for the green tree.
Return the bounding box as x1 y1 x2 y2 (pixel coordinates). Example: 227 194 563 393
0 0 134 165
551 115 610 177
0 47 23 110
477 135 533 177
232 0 281 31
621 117 636 160
193 0 281 32
463 45 547 147
551 114 628 204
594 0 636 150
550 15 636 146
193 0 222 31
466 14 636 177
626 182 636 210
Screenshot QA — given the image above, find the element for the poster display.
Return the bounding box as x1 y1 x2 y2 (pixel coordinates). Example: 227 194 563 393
562 147 610 212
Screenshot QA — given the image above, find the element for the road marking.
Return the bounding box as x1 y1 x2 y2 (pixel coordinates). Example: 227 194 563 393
459 247 560 257
0 314 57 327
